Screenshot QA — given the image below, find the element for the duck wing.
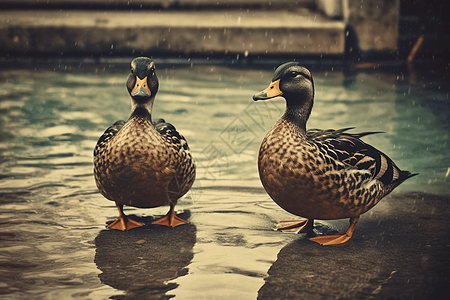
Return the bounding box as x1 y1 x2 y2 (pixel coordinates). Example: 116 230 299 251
94 120 126 157
307 128 416 185
153 118 190 153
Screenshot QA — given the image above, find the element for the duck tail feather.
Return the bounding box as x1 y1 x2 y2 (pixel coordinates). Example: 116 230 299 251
350 131 384 138
405 172 419 180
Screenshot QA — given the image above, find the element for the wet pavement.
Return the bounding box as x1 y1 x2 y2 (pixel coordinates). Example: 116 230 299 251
1 187 449 299
0 61 449 299
258 192 450 300
95 191 450 300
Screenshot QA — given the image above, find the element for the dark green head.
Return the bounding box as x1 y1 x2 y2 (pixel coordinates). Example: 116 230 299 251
253 62 314 102
253 62 315 127
126 57 159 102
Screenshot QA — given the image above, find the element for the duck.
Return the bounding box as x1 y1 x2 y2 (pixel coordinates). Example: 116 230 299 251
253 62 417 245
94 57 196 231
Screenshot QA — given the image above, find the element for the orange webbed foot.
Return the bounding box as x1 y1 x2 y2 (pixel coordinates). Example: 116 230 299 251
309 232 352 245
107 203 143 231
309 217 360 246
276 218 314 233
108 215 143 231
152 214 187 227
152 204 187 228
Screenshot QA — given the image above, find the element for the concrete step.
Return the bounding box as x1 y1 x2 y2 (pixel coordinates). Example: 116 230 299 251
0 8 346 57
0 0 315 10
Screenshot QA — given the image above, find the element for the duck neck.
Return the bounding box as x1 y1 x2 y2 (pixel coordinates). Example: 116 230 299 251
130 97 154 122
282 97 313 133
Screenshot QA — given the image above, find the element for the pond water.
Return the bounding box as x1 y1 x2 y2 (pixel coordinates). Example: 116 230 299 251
0 59 449 299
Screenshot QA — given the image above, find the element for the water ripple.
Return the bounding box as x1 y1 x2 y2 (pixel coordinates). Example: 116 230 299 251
0 63 448 299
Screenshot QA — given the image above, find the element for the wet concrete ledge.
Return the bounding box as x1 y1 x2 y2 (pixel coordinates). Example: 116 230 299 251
0 9 346 57
257 192 450 299
92 192 450 299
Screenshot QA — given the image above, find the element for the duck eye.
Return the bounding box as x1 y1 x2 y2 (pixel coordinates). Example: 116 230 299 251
290 71 311 80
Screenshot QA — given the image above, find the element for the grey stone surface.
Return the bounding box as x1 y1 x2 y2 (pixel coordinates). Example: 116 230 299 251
257 192 450 299
344 0 400 52
0 9 346 56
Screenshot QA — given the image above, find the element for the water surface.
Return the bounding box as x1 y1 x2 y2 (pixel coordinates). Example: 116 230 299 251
0 60 449 299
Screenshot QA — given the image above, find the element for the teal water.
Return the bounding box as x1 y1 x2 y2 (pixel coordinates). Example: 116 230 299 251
0 60 449 299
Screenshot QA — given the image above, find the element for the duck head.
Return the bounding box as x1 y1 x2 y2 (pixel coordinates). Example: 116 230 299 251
253 62 314 128
126 57 159 115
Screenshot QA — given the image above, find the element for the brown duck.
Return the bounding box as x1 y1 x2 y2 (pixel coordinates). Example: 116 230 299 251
94 57 196 231
253 62 417 245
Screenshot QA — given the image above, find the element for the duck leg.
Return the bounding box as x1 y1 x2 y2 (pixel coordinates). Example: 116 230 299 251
309 216 359 245
276 218 314 233
107 203 143 231
152 203 187 227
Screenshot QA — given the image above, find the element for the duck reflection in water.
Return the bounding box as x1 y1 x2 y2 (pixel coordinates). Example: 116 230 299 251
94 212 196 299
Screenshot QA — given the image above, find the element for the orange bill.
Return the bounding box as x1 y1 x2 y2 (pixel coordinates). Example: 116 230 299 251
131 76 151 97
252 79 283 100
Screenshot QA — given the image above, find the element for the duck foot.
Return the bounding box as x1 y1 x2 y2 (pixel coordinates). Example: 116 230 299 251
152 203 187 227
108 216 143 231
309 216 359 245
108 203 143 231
276 218 314 233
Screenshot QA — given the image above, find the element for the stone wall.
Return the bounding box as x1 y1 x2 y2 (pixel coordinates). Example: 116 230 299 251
318 0 400 53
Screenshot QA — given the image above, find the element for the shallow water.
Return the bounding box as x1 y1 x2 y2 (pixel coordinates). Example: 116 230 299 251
0 60 449 299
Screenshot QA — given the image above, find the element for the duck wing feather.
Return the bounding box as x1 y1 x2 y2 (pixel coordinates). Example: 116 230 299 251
154 118 190 153
307 128 417 185
94 120 126 157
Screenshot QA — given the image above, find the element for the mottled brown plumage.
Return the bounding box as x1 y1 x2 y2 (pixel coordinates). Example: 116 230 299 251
94 57 195 230
253 62 417 245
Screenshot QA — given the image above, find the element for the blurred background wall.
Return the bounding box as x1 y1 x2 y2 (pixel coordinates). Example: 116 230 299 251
0 0 448 62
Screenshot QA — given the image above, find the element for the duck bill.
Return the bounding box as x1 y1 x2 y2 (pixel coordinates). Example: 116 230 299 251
252 79 283 101
131 76 151 98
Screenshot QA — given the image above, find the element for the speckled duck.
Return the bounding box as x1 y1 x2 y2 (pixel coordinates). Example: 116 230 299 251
253 62 417 245
94 57 196 231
